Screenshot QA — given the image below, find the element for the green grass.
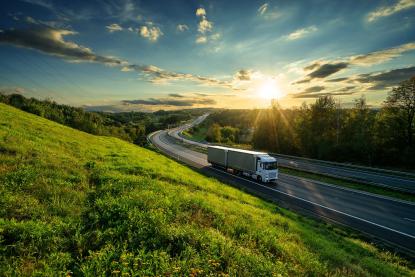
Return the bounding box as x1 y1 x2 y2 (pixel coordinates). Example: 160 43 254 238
182 126 208 142
0 103 414 276
280 168 415 203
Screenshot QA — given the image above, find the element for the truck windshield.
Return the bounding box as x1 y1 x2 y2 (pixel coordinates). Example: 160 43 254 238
263 162 278 170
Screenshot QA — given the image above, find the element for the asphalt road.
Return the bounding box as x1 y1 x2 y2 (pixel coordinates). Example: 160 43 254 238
150 129 415 255
169 115 415 193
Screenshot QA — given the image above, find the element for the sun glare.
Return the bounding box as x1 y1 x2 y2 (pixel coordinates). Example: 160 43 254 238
259 79 281 100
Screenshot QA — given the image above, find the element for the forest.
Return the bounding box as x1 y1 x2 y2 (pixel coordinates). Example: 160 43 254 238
190 77 415 168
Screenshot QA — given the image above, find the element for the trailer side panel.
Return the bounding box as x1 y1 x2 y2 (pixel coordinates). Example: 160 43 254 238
207 147 227 167
227 150 256 172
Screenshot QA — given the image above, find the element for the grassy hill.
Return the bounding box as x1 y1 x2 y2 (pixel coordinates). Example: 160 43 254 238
0 103 413 276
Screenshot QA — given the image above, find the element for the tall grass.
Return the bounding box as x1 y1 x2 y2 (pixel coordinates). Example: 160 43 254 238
0 103 413 276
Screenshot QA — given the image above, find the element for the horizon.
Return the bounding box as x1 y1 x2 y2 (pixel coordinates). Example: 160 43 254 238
1 0 415 112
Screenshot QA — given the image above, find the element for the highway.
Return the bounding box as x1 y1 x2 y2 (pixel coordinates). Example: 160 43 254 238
149 128 415 255
168 115 415 193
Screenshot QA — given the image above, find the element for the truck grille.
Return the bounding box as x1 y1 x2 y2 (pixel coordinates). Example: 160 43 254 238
268 172 277 179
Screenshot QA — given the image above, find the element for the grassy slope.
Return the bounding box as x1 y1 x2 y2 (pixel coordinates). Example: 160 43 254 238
0 103 413 276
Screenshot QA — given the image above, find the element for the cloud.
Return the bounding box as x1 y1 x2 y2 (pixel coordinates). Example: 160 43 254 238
196 8 206 17
307 62 349 79
0 27 125 66
291 91 355 99
195 7 217 44
235 69 251 81
122 64 232 88
323 66 415 91
177 24 189 32
303 86 325 93
355 66 415 90
326 77 349 82
258 3 268 15
21 0 54 10
210 33 221 40
0 27 232 88
139 25 163 42
292 79 310 85
257 3 280 20
195 36 207 44
350 42 415 66
303 62 321 71
293 60 348 84
106 23 123 33
198 16 213 34
84 104 134 113
168 93 184 98
24 16 64 28
122 97 216 107
367 0 415 22
337 86 356 92
287 26 318 40
121 66 133 72
295 42 415 84
291 85 356 98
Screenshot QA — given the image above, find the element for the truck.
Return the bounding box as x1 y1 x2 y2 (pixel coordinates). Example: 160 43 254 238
207 146 278 183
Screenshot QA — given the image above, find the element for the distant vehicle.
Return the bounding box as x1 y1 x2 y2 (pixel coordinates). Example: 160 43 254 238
207 146 278 183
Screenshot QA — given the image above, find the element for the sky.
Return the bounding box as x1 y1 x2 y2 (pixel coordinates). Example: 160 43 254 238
0 0 414 112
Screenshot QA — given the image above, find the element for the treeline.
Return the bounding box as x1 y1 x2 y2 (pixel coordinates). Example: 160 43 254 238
192 109 258 144
201 77 415 168
0 93 206 145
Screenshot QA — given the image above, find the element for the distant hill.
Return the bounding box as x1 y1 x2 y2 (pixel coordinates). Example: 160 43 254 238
0 103 413 276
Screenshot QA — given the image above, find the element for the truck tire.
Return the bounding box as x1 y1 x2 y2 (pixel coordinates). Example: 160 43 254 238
257 176 262 182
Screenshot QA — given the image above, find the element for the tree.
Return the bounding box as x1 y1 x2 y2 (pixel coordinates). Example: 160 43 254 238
384 77 415 147
206 123 221 142
220 126 239 143
340 95 374 164
308 95 337 159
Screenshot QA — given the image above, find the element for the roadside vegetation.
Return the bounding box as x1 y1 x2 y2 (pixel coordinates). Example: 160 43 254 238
1 104 414 275
185 77 415 170
0 93 208 146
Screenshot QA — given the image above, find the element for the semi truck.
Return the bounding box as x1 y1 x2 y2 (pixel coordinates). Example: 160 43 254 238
207 146 278 183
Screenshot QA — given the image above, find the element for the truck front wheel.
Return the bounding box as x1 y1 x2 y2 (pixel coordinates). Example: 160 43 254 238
257 176 262 182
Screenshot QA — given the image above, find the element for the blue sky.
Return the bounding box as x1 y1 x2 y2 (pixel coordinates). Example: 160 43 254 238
0 0 414 111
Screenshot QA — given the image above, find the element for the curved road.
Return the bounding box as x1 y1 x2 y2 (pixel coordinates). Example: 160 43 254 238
169 115 415 193
150 129 415 255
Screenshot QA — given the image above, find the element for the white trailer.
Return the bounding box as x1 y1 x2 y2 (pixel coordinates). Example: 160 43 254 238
207 146 278 183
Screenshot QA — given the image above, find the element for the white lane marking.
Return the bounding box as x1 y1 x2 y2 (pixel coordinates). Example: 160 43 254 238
208 167 415 239
280 174 415 206
151 131 415 239
404 218 415 222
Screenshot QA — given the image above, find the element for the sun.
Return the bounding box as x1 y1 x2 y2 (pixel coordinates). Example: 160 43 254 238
258 79 281 99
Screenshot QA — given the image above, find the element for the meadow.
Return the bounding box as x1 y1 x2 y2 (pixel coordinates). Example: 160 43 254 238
0 103 413 276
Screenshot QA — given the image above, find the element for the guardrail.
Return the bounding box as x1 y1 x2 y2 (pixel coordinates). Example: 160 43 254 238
271 152 415 179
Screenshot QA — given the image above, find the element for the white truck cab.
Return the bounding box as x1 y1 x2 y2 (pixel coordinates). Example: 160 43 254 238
256 155 278 182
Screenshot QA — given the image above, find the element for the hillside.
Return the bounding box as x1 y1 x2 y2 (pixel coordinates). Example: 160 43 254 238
0 103 413 276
